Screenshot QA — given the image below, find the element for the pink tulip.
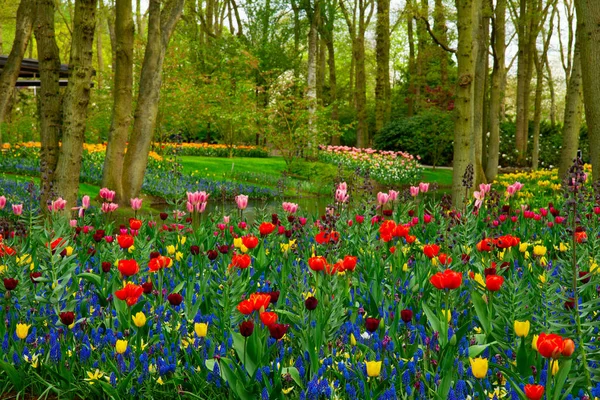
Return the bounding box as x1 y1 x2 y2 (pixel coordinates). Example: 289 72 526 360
473 191 485 208
423 214 432 224
238 221 247 229
196 202 207 213
335 189 349 203
540 208 548 217
337 182 347 192
0 195 5 210
411 217 419 226
388 190 399 201
235 194 248 210
278 225 285 234
130 198 143 211
410 186 420 197
12 204 23 216
105 236 114 243
81 195 90 209
223 216 230 224
299 217 307 226
101 202 119 213
555 216 566 224
186 201 195 213
419 182 430 193
377 192 390 206
217 223 226 231
99 188 116 202
479 183 491 194
70 219 78 227
282 202 299 214
48 197 67 212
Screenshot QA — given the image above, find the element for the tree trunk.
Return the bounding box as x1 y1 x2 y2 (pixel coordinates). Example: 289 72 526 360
107 3 117 72
317 36 326 102
558 41 582 178
575 0 600 186
121 0 185 200
355 34 368 147
485 0 505 181
433 0 448 87
416 0 428 109
101 0 134 200
96 14 104 89
375 0 390 133
0 0 34 144
545 56 556 126
53 0 98 207
452 0 481 208
407 0 416 116
472 3 489 184
307 2 318 151
136 0 144 38
35 0 63 208
326 35 340 145
531 52 543 170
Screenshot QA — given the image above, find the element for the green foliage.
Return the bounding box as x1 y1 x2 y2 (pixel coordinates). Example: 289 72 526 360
373 110 454 167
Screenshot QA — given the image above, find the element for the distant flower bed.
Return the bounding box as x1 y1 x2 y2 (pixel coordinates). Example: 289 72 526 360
0 143 275 200
155 142 269 158
318 145 422 185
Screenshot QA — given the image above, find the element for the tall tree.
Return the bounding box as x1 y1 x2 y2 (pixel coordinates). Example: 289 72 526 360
0 0 34 144
53 0 98 207
35 0 63 208
306 0 319 150
317 0 339 143
340 0 374 148
485 0 506 181
472 1 490 184
121 0 185 200
375 0 390 134
406 0 416 116
557 42 582 178
101 0 134 200
574 0 600 185
452 0 482 207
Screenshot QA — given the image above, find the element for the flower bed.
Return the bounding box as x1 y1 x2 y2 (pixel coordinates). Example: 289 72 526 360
156 142 269 158
0 173 599 399
318 145 422 186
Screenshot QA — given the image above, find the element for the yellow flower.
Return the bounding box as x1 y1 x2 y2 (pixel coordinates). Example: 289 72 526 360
538 274 546 284
157 377 164 385
178 236 186 245
402 263 409 272
64 246 73 256
233 237 243 248
282 387 294 394
558 243 569 252
194 322 208 338
115 339 128 354
442 309 452 323
132 312 147 328
128 245 135 253
533 245 547 257
551 360 559 376
532 334 539 351
514 320 530 337
365 360 382 377
0 265 6 274
85 369 104 385
24 353 40 368
591 259 599 274
350 333 357 346
175 251 184 262
473 273 486 289
16 323 31 340
470 357 488 379
166 245 176 255
519 243 529 253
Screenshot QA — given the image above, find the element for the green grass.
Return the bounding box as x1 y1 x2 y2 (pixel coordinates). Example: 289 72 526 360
179 156 288 179
420 167 453 187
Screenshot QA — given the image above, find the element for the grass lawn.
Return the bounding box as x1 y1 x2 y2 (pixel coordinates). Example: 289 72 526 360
420 167 453 187
180 156 287 179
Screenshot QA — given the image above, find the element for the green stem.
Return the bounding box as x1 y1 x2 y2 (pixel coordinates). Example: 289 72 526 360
545 358 552 400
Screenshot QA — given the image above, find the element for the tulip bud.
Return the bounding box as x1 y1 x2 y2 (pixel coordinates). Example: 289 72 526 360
562 339 575 357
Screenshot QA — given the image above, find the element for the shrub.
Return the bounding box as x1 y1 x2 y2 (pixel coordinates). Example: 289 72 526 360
373 110 454 167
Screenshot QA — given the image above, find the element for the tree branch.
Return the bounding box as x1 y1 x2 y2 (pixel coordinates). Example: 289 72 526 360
414 15 456 53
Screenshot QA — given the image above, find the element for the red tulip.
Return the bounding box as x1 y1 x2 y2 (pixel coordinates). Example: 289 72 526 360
485 275 504 291
429 270 462 290
536 333 565 359
167 293 183 306
117 234 134 249
148 256 171 272
268 323 289 340
115 283 143 306
230 254 252 269
260 311 278 326
59 311 75 326
30 272 42 284
365 317 380 333
524 384 544 400
305 296 318 310
118 259 139 277
342 255 357 272
129 218 142 230
400 309 413 323
242 235 259 249
438 253 452 265
240 320 254 337
308 256 327 272
562 338 575 357
259 222 276 236
3 277 18 291
476 238 493 252
423 244 440 258
237 299 254 315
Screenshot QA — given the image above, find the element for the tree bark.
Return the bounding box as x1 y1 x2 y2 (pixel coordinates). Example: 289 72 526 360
558 44 582 178
433 0 448 87
327 38 340 144
452 0 481 208
485 0 505 181
472 2 489 184
531 51 543 170
136 0 144 38
375 0 390 133
307 1 319 148
0 0 34 144
415 0 428 109
121 0 185 200
53 0 98 207
35 0 63 208
101 0 134 200
407 0 416 116
575 0 600 186
317 36 326 102
96 12 104 89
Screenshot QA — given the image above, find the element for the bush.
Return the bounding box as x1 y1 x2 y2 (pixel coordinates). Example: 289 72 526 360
373 110 454 167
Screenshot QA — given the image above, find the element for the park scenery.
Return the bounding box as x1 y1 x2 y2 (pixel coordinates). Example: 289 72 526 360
1 0 600 399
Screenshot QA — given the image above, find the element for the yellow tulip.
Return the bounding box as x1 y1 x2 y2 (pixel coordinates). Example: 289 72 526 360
350 333 357 346
65 246 74 256
16 323 31 340
532 334 539 351
194 322 208 338
558 243 569 252
166 245 176 255
473 273 486 289
514 320 530 337
175 251 184 262
365 360 382 377
116 339 128 354
551 360 559 376
132 312 147 328
233 237 243 248
470 357 488 379
442 309 452 323
533 245 547 257
519 243 529 253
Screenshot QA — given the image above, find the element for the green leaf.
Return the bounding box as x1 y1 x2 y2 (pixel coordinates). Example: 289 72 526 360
516 337 530 377
468 342 497 358
422 303 441 335
552 359 572 400
0 359 23 391
472 292 491 334
173 281 185 294
232 332 258 377
78 272 102 288
281 367 303 389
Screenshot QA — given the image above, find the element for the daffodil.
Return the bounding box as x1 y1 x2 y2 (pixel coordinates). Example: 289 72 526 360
85 369 104 384
470 357 488 378
194 322 208 338
514 320 530 337
365 360 382 377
